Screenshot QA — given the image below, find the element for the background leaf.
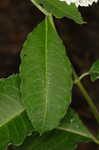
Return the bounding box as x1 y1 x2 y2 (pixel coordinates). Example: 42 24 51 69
58 108 98 143
0 75 33 150
18 109 98 150
20 17 73 133
31 0 84 24
89 59 99 81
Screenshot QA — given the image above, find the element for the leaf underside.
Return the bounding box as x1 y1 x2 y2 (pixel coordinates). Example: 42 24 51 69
20 17 73 133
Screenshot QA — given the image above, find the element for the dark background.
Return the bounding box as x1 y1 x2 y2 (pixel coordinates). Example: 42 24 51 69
0 0 99 149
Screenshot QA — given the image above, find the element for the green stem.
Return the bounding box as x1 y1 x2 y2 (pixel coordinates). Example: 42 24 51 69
73 71 99 124
31 0 50 16
74 72 89 84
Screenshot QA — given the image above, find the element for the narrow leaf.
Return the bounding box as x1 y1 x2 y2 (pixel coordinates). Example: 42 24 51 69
89 59 99 81
20 17 73 133
0 75 33 150
31 0 84 24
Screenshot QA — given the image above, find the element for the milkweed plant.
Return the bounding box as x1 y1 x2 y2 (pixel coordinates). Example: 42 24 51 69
0 0 99 150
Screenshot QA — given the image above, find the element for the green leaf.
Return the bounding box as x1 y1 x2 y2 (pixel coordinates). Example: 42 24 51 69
18 109 98 150
20 17 73 133
18 132 82 150
0 75 33 150
0 75 98 150
31 0 84 24
58 108 98 143
89 60 99 81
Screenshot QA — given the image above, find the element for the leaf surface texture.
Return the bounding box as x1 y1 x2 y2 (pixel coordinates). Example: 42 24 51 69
20 17 73 133
0 75 33 150
18 109 98 150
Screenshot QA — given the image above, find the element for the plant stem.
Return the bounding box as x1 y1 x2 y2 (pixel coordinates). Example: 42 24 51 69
73 71 99 124
74 72 89 84
31 0 50 16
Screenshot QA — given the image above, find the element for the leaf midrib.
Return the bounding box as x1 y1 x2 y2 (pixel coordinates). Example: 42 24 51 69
42 17 49 130
57 127 99 144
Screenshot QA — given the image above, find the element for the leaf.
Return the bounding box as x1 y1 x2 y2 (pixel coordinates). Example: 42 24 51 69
18 132 82 150
20 17 73 133
31 0 84 24
0 75 33 150
58 108 98 143
18 109 98 150
0 76 98 150
89 60 99 81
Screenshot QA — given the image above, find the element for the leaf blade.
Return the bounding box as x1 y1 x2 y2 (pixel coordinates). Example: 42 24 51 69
58 108 98 143
31 0 84 24
89 59 99 81
18 108 98 150
20 17 73 133
0 75 33 150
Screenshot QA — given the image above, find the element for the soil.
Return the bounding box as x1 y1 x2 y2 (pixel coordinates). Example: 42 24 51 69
0 0 99 150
